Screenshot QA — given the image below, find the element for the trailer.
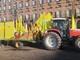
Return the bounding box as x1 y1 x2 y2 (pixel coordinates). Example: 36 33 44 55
0 13 53 49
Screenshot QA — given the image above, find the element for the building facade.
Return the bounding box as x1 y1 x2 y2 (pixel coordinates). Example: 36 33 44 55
0 0 80 28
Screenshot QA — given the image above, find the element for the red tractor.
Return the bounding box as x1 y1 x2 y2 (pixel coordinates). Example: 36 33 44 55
43 18 80 51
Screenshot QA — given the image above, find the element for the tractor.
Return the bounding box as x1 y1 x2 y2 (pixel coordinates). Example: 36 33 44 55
43 18 80 51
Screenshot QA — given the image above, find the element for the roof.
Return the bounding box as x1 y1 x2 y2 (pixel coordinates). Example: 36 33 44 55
52 18 67 21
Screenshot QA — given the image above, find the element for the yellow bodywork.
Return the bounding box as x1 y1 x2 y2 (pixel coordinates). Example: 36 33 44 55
0 21 15 40
0 22 4 39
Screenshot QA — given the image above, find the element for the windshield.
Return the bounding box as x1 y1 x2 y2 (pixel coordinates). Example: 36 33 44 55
52 20 66 31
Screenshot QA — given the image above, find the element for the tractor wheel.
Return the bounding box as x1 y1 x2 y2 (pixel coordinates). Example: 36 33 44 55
15 42 23 49
75 38 80 51
43 32 61 50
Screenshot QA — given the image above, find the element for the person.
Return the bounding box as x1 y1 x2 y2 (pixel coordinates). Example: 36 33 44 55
14 32 20 39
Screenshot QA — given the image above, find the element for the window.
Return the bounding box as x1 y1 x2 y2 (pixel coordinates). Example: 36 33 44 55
0 17 1 22
26 1 29 8
77 20 80 29
19 1 23 8
26 14 30 20
19 2 23 8
14 3 17 9
56 0 61 2
9 15 12 20
4 17 7 21
0 6 2 12
8 0 13 2
4 0 6 3
3 6 6 11
26 14 30 24
76 8 80 16
32 0 36 7
47 0 52 3
8 5 12 10
40 0 44 4
56 0 61 3
32 13 37 23
66 9 72 17
56 11 62 18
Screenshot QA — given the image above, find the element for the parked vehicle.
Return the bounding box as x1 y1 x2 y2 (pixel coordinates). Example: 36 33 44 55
43 18 80 51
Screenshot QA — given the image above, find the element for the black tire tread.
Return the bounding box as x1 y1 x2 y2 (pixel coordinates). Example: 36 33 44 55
43 32 61 51
75 38 80 51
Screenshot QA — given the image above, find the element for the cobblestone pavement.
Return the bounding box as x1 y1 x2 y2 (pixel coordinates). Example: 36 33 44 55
0 44 80 60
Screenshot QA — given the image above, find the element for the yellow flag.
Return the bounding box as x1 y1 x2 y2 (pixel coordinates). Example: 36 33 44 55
35 12 46 32
71 14 77 29
45 13 53 28
43 13 53 32
34 12 53 33
20 16 26 35
36 12 45 26
16 16 26 35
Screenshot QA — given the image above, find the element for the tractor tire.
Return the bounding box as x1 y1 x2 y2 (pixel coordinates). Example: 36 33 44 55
75 38 80 51
15 42 23 49
43 32 61 50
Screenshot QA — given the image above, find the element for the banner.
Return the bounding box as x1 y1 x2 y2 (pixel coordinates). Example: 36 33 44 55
71 14 77 29
34 12 53 33
16 16 26 35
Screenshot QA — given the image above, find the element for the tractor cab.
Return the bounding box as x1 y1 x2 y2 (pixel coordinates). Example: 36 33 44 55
44 18 80 51
52 18 68 31
52 18 70 37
